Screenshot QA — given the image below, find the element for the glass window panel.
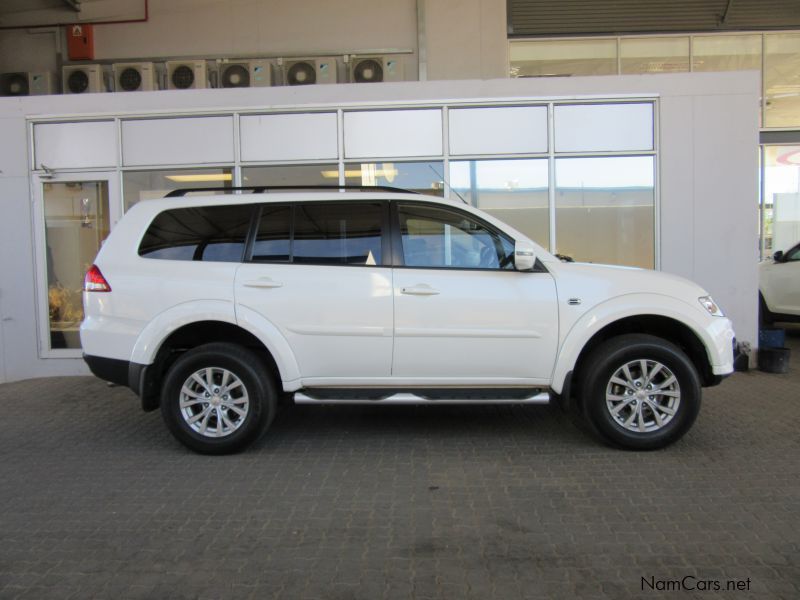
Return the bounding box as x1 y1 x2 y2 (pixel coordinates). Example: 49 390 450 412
123 168 233 211
398 204 515 270
252 204 292 262
692 34 761 72
765 33 800 128
293 203 383 266
620 37 689 74
44 181 110 349
138 205 252 262
510 39 617 78
763 145 800 253
555 156 654 268
242 164 338 188
344 161 445 196
450 159 549 249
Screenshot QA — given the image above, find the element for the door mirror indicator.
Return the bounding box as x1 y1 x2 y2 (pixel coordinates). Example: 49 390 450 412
514 241 536 272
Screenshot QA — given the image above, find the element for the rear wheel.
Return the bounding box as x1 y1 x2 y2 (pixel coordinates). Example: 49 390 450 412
160 342 276 454
580 334 701 450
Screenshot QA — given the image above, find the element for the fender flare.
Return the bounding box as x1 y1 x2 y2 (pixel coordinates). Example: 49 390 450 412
130 300 301 385
550 293 724 394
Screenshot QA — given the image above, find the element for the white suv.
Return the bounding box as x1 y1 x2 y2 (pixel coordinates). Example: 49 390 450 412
80 187 735 454
759 242 800 325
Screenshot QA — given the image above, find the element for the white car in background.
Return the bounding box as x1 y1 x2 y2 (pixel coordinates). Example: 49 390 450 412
759 242 800 325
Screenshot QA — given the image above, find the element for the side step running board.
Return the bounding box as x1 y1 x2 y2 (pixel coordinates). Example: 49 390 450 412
293 391 550 405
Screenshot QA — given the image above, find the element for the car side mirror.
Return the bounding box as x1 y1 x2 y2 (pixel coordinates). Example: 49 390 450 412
514 240 536 271
773 250 784 262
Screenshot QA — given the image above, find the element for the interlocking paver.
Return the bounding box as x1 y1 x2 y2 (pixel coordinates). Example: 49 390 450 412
0 330 798 599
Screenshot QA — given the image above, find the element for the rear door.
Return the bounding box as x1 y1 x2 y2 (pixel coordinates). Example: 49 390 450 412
234 201 394 379
391 202 558 382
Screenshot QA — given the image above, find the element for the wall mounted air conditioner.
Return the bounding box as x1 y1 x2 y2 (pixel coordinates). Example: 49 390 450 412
1 72 53 96
219 60 271 88
62 65 104 94
283 58 337 86
350 56 404 83
112 62 156 92
166 60 208 90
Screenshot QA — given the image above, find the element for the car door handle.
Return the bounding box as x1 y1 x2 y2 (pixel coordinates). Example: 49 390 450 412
401 285 440 296
243 277 283 289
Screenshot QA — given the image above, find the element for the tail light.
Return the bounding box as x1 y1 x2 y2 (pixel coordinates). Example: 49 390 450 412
84 264 111 292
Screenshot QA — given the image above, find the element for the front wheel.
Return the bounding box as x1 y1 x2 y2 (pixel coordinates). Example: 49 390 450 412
160 342 277 454
580 334 701 450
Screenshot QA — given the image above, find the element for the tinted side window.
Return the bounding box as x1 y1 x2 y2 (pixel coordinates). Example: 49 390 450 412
398 203 515 270
293 202 383 265
252 205 291 262
139 205 252 262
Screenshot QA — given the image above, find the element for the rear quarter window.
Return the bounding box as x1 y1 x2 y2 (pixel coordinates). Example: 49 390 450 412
139 204 253 262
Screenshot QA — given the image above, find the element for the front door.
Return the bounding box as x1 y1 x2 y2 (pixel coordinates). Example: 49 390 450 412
234 201 394 380
391 202 558 383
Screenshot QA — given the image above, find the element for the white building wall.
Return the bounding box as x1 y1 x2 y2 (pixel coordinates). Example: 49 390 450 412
0 0 509 83
0 71 760 383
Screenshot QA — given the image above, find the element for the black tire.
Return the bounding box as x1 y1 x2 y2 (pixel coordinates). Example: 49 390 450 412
160 342 277 454
579 334 701 450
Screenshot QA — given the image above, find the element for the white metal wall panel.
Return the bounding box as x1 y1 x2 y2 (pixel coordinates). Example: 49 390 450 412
449 106 548 155
554 103 653 152
121 116 234 167
240 113 338 162
344 109 442 158
33 121 117 170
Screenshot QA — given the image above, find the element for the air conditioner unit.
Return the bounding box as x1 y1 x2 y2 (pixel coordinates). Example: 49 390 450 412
1 71 53 96
166 60 208 90
350 56 404 83
112 62 156 92
283 58 337 86
219 60 271 88
62 65 104 94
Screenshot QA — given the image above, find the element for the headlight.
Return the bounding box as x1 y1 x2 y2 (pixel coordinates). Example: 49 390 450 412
698 296 724 317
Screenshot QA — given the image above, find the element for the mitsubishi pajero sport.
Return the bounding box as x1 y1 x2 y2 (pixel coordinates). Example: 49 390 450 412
80 186 735 454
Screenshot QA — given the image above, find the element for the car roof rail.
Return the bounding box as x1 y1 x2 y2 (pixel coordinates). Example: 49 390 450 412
164 185 420 198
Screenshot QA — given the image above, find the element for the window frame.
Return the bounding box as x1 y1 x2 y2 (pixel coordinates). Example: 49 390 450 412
390 200 524 272
244 199 393 268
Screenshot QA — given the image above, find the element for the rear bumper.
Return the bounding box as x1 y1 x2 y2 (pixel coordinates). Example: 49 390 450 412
83 355 158 411
83 354 130 387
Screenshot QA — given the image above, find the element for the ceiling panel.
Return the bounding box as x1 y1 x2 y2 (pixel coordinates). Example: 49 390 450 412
0 0 146 28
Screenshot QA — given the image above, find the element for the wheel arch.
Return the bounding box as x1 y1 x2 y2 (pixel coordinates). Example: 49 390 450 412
552 302 719 400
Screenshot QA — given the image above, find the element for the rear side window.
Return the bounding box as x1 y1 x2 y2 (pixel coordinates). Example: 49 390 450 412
252 205 291 262
139 205 253 262
251 202 384 266
294 203 383 265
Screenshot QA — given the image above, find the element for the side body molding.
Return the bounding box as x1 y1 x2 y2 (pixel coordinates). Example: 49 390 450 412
550 293 733 394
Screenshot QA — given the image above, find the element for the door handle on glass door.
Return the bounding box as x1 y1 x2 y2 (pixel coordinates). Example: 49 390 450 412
401 285 440 296
243 277 283 289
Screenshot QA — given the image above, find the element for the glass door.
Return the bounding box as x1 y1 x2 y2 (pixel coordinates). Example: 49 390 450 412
762 145 800 259
32 173 120 357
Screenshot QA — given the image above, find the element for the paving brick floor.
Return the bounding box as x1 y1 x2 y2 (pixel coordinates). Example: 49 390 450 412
0 330 798 599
